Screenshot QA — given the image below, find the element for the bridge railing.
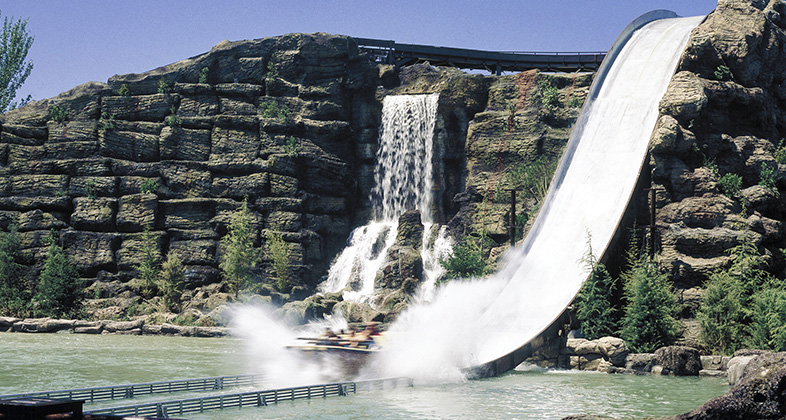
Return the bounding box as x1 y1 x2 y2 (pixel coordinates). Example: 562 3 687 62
85 377 413 418
0 374 262 403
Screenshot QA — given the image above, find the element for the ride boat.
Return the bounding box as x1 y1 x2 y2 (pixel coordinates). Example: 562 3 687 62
286 324 385 377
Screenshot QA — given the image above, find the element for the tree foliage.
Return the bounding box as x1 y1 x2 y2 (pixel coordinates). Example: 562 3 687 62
0 224 29 316
220 198 259 297
136 225 161 298
0 12 34 112
575 235 618 339
697 270 745 354
159 252 185 312
620 258 679 353
34 231 82 318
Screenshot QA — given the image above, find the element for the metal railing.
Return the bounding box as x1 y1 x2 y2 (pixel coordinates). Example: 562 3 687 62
85 377 413 418
0 374 262 403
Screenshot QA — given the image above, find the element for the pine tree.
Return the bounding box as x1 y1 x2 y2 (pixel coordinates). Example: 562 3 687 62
136 225 161 298
620 258 679 352
748 287 786 351
0 224 29 316
34 231 82 318
697 270 745 354
575 234 618 339
158 252 185 312
220 198 259 297
0 12 34 112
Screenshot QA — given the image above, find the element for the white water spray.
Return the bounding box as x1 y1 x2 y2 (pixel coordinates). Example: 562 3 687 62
321 93 443 301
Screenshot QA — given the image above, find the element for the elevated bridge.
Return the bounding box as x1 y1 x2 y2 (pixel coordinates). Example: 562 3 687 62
354 37 605 74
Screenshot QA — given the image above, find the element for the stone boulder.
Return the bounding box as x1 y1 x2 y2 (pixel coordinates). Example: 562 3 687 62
375 210 424 293
654 346 702 376
675 352 786 420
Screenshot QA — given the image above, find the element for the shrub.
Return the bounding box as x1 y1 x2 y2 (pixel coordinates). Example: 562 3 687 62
198 67 209 84
697 270 746 354
158 252 185 312
620 258 679 352
759 162 777 190
99 112 115 131
775 139 786 164
536 79 561 111
135 226 161 299
0 225 30 316
220 198 259 297
714 65 731 81
116 83 130 96
85 178 98 200
718 173 742 198
140 178 158 195
157 79 171 94
266 232 291 292
165 106 181 127
575 236 618 339
440 232 492 280
283 136 300 156
748 287 786 351
49 105 67 123
34 231 82 318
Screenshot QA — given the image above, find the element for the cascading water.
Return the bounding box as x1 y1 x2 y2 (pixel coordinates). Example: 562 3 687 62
321 93 447 302
370 13 705 382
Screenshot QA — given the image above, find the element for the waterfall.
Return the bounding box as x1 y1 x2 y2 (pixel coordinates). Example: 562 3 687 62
321 93 444 301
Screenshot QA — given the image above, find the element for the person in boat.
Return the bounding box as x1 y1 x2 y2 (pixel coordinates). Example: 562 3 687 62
316 327 339 345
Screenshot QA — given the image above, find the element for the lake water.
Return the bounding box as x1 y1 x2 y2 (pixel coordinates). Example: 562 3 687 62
0 332 729 419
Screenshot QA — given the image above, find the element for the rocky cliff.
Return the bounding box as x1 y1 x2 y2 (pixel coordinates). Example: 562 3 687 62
0 33 382 321
649 0 786 342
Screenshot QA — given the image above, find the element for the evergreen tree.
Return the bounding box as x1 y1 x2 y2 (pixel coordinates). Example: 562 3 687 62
158 252 185 312
697 270 745 354
0 224 29 316
620 258 679 352
136 225 160 298
34 231 82 318
748 287 786 351
220 198 259 297
575 234 618 339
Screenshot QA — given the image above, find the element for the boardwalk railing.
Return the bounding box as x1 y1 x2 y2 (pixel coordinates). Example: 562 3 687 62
85 377 413 418
0 374 262 403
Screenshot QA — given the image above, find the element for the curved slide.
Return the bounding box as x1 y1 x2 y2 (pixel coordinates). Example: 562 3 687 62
377 11 706 380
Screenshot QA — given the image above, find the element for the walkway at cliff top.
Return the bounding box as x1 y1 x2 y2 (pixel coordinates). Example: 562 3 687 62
354 37 606 74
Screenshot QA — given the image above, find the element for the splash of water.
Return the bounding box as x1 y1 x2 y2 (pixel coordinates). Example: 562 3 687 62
321 93 443 301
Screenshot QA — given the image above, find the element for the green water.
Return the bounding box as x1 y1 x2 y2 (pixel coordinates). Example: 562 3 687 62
0 332 729 419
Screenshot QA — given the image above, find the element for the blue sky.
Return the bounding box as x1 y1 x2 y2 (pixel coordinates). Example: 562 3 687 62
3 1 718 102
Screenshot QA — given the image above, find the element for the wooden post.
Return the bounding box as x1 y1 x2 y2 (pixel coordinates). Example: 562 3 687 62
508 189 518 246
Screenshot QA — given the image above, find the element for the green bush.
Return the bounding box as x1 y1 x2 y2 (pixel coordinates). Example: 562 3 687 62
620 258 679 353
775 139 786 164
536 80 561 111
440 233 492 280
85 178 98 200
99 112 115 131
697 270 746 354
718 173 742 198
135 226 161 299
220 198 259 297
266 232 291 292
49 105 67 123
165 106 181 127
714 65 731 81
116 83 130 96
575 236 618 339
759 162 777 190
748 287 786 351
198 67 209 84
157 79 171 94
140 178 158 195
34 231 82 318
283 136 300 156
159 252 185 312
0 225 30 316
